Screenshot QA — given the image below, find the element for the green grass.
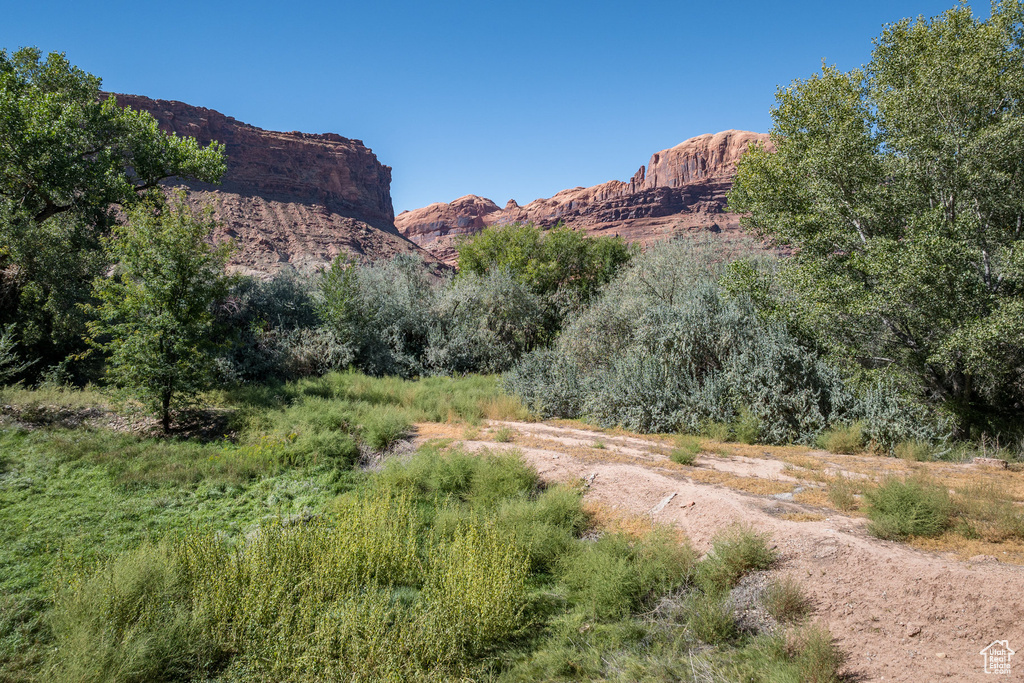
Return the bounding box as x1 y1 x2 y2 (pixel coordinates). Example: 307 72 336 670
703 421 733 442
695 526 777 594
865 477 953 540
0 427 354 679
762 575 811 623
669 434 702 465
815 422 865 454
493 425 515 443
827 475 859 512
894 439 933 461
733 407 762 445
1 374 845 682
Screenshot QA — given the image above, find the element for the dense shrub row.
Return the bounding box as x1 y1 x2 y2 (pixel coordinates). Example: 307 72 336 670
215 223 630 385
504 240 946 447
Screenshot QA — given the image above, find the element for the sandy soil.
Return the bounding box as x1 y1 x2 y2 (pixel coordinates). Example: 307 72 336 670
414 420 1024 683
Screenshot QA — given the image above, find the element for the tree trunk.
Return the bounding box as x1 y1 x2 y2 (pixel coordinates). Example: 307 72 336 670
162 392 171 434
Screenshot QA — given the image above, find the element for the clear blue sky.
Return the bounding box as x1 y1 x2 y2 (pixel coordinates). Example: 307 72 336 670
2 0 974 214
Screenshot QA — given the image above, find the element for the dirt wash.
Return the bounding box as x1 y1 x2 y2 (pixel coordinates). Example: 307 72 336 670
413 420 1024 683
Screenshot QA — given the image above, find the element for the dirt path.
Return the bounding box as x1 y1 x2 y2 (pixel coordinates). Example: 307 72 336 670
414 420 1024 682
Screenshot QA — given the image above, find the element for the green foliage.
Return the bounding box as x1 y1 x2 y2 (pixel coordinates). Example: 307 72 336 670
865 478 953 539
0 48 224 378
318 254 549 379
827 475 859 512
46 543 220 683
670 434 702 465
894 439 934 461
815 422 866 454
87 197 232 431
0 324 32 383
733 406 762 445
319 253 435 378
42 445 549 682
493 425 514 443
217 272 350 383
694 526 776 594
703 421 733 442
729 2 1024 432
685 591 739 644
426 268 548 374
557 529 695 619
505 240 877 445
456 221 635 336
790 624 847 683
6 384 843 681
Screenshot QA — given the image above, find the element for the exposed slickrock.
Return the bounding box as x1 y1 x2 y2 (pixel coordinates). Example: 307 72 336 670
396 130 770 264
115 94 437 275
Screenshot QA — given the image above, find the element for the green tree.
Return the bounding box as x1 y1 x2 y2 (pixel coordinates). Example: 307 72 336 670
456 222 635 336
728 1 1024 432
0 47 225 377
87 197 232 432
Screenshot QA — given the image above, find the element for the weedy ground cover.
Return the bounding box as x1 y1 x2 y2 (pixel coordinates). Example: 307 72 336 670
1 376 843 682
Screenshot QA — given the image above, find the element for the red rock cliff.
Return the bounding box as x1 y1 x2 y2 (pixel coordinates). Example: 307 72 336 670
116 94 435 275
396 130 770 264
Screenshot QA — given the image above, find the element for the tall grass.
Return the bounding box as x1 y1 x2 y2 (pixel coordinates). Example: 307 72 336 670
865 478 953 540
695 526 777 594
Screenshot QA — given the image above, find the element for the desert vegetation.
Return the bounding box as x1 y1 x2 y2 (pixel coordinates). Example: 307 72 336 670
2 2 1024 680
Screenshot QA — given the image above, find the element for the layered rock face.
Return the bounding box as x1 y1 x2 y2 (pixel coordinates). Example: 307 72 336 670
116 94 435 275
396 130 770 264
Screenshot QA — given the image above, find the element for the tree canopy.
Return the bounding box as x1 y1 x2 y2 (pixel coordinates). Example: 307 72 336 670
0 47 226 377
728 1 1024 432
87 197 232 431
456 222 635 337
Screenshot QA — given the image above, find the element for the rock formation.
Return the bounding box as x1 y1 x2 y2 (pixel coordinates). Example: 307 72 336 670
395 130 770 264
115 94 438 275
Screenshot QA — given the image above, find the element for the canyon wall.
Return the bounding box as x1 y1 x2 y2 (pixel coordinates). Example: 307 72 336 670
116 94 435 275
395 130 770 263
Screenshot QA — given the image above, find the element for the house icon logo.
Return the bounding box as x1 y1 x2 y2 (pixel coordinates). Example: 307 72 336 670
980 640 1014 675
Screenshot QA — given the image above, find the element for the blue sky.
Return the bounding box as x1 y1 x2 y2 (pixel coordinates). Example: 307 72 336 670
2 0 972 213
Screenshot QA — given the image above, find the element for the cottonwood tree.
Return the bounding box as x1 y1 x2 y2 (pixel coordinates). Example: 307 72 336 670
456 222 635 339
728 1 1024 432
0 47 225 375
88 197 232 432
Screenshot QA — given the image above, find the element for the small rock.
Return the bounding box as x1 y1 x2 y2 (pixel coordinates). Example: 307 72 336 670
906 623 922 637
936 652 946 658
972 456 1007 469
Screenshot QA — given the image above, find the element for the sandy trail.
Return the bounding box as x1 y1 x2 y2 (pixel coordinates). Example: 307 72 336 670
415 420 1024 683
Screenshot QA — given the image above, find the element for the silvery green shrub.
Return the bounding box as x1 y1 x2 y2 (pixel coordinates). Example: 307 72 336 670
218 273 347 382
425 269 547 375
504 239 942 446
320 253 437 378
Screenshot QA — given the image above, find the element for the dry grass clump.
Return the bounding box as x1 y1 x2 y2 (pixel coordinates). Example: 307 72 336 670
827 474 861 512
670 434 702 465
780 512 826 522
695 526 777 594
815 422 865 454
894 439 933 461
865 477 953 540
951 480 1024 542
762 575 812 623
789 624 847 683
492 426 515 443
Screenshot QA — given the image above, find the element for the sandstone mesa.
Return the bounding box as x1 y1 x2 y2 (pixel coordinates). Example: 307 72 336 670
395 130 772 264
